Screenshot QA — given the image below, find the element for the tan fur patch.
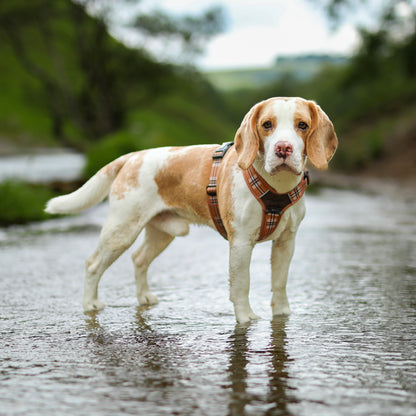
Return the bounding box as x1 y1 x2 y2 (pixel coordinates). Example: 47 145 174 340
305 100 338 169
101 153 132 178
235 100 268 169
110 152 145 199
154 146 218 222
256 105 277 153
294 98 313 146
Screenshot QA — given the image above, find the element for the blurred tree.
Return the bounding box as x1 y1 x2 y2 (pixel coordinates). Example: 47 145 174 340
132 5 225 59
77 0 226 62
315 0 415 28
306 0 416 171
0 0 224 145
308 0 416 109
314 0 416 76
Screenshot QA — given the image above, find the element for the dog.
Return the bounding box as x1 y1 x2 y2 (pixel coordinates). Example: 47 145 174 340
45 97 337 324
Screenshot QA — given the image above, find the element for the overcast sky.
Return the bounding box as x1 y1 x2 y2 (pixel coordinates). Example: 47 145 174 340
112 0 378 70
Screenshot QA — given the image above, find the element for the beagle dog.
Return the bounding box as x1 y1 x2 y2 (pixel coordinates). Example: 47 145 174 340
46 97 337 324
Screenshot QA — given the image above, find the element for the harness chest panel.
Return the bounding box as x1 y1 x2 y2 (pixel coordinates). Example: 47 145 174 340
242 166 309 241
206 143 309 241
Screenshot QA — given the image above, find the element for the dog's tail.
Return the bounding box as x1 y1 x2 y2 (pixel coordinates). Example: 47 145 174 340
45 153 132 214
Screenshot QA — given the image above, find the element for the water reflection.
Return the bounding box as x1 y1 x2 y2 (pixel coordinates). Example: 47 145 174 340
84 310 301 415
227 318 298 416
83 308 194 415
267 317 298 415
84 308 183 388
228 324 250 415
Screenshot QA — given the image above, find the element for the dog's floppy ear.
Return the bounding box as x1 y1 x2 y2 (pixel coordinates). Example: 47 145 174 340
306 101 338 170
234 101 264 170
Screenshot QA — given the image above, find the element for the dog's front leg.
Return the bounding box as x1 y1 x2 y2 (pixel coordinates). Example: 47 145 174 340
229 240 260 324
270 232 297 316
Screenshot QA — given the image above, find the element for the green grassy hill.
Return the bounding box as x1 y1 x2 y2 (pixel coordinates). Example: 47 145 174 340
205 55 348 91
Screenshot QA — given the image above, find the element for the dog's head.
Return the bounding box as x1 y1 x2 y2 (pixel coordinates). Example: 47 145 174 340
235 97 338 174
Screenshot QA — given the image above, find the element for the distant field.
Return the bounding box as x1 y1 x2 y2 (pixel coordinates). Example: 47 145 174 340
205 56 348 91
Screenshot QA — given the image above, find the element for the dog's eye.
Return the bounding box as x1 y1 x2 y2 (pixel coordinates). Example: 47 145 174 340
262 121 273 130
298 122 309 130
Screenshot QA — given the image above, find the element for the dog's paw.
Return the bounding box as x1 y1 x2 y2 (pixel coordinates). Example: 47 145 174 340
271 301 291 316
272 305 291 316
138 291 159 306
271 292 291 316
235 307 261 324
83 299 106 312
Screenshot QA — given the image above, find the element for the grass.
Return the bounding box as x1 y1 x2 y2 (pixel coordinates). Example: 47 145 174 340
0 181 57 226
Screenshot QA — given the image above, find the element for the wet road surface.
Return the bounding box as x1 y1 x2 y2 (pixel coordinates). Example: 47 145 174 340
1 187 415 416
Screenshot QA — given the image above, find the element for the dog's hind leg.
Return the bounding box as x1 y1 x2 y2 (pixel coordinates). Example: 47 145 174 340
83 213 144 312
132 224 175 306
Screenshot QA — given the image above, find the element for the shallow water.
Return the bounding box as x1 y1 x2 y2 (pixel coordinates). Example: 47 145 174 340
0 187 415 416
0 152 84 183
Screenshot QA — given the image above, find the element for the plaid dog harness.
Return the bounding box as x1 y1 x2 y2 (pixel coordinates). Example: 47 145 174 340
206 142 235 239
206 142 309 241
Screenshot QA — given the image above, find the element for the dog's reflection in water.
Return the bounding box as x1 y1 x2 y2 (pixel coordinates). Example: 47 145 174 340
227 317 298 416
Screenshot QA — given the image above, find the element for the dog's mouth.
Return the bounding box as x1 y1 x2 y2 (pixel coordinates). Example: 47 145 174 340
270 163 301 175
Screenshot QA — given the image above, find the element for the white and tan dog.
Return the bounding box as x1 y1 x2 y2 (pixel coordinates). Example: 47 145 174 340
46 97 337 324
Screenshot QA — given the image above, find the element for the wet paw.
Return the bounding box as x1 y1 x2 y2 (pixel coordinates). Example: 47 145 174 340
138 291 159 306
271 292 291 316
272 306 291 316
235 308 261 324
272 301 291 316
83 299 106 312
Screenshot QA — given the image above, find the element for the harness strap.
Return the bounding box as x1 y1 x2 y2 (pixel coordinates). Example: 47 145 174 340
243 166 309 241
206 142 309 241
206 142 234 239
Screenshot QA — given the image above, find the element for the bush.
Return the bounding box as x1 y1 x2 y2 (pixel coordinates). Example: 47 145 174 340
0 181 56 225
83 130 141 177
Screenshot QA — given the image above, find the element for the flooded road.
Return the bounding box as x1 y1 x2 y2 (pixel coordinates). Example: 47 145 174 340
1 183 415 415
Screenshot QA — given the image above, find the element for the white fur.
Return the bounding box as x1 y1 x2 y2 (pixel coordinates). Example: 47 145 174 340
228 162 306 322
45 154 132 214
45 171 113 214
263 99 305 177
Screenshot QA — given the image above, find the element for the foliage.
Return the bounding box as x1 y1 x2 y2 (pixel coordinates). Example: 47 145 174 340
220 0 416 173
133 5 225 57
84 86 235 176
1 0 415 231
0 0 225 149
0 181 56 225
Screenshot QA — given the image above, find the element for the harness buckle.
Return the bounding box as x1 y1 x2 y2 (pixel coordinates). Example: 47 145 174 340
304 170 310 185
212 141 234 159
206 185 217 196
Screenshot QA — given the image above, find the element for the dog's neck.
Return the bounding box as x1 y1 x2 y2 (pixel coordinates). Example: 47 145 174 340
252 158 303 194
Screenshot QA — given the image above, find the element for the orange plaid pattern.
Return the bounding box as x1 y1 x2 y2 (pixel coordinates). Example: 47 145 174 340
207 143 309 241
